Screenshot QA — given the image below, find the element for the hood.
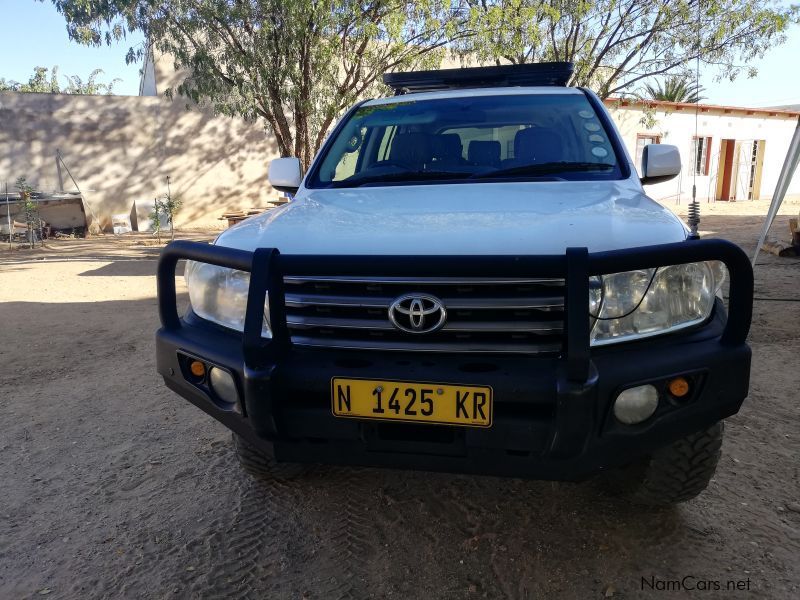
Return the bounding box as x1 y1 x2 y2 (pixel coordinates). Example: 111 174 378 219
216 180 687 255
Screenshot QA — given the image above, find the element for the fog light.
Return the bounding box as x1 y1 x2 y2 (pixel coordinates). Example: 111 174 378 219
668 376 691 398
189 360 206 379
209 367 238 405
613 385 659 425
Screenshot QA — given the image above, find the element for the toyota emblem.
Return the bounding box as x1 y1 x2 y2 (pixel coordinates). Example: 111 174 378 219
388 294 447 334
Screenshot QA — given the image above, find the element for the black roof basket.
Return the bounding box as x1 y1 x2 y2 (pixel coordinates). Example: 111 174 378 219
383 62 574 95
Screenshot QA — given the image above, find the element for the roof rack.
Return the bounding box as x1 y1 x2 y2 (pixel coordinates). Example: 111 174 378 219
383 62 574 95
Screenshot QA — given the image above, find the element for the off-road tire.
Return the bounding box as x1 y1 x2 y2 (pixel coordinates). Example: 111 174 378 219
605 421 724 506
231 433 312 481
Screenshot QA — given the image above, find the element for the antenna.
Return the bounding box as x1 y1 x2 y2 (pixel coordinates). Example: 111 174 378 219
687 0 702 240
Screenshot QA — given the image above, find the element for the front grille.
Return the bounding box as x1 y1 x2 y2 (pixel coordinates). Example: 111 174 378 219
282 276 565 354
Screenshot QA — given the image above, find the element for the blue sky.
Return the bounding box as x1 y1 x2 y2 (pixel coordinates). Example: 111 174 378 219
1 0 799 106
0 0 144 95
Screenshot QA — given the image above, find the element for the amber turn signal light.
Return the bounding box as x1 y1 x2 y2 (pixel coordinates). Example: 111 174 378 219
668 376 690 398
189 360 206 379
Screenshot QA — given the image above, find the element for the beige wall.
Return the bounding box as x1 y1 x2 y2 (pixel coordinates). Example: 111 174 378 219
0 91 281 230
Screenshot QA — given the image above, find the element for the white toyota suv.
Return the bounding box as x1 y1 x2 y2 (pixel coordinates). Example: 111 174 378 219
156 63 753 505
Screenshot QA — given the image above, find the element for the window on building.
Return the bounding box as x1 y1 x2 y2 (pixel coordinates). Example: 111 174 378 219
635 134 661 171
690 136 713 176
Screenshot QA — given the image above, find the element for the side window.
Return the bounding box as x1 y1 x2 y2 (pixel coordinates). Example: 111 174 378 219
495 126 525 161
452 128 493 160
333 151 358 180
444 126 523 161
332 126 368 180
376 125 396 162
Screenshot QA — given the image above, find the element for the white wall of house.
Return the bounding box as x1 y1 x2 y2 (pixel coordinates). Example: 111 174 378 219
607 100 800 206
138 48 158 97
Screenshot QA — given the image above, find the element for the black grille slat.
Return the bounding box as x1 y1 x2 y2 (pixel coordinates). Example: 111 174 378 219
286 304 563 322
285 315 563 333
284 293 564 310
282 276 565 354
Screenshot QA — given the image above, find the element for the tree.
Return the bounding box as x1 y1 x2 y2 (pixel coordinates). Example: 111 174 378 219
644 76 705 103
65 68 122 94
452 0 799 98
161 175 182 241
15 177 42 247
0 66 121 94
0 66 60 93
46 0 461 167
148 199 164 243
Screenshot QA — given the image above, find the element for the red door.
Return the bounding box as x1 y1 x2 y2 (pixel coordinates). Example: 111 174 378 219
720 140 736 201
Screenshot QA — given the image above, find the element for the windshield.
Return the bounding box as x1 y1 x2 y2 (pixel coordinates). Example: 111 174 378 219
307 92 624 188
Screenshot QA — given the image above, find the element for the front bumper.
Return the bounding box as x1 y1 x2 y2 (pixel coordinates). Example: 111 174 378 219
156 240 753 481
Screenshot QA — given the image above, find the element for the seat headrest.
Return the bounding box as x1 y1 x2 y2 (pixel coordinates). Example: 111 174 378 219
389 133 432 165
432 134 463 161
468 140 501 166
514 127 564 163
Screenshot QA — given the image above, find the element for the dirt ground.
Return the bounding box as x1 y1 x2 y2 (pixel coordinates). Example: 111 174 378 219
1 200 798 599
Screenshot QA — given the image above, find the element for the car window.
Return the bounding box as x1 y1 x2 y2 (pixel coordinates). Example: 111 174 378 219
443 126 526 163
308 93 623 188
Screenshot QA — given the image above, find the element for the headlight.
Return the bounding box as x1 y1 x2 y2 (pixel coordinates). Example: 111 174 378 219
184 261 272 337
590 261 725 346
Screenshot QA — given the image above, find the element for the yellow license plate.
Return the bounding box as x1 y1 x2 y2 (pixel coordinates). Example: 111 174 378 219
331 377 492 428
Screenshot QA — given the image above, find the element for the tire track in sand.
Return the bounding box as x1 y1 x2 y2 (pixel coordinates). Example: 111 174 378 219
185 472 307 599
181 461 387 599
293 467 388 600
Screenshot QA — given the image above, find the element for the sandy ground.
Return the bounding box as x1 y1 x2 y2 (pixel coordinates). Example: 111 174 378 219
1 200 798 599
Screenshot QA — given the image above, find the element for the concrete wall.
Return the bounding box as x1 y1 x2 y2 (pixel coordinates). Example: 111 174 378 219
607 102 800 205
0 91 281 230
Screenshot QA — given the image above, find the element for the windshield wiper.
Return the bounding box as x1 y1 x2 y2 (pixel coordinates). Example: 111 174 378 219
330 170 469 188
470 162 615 179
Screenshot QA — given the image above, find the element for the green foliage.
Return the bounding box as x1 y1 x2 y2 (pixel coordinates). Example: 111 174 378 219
150 176 183 242
148 198 163 243
644 76 705 103
15 177 34 197
45 0 457 167
452 0 799 98
0 65 121 94
65 68 122 94
160 192 183 241
1 67 60 93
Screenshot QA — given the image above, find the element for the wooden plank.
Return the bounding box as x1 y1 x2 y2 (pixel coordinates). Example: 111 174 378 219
761 238 798 257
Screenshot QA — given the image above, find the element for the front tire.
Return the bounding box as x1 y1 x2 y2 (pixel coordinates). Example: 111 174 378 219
604 421 725 506
231 433 312 481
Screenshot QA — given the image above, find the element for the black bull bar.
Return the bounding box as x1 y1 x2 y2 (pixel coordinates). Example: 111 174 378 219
156 238 753 447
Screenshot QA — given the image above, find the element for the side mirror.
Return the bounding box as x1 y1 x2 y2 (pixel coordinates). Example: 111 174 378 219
640 144 681 185
268 157 303 194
